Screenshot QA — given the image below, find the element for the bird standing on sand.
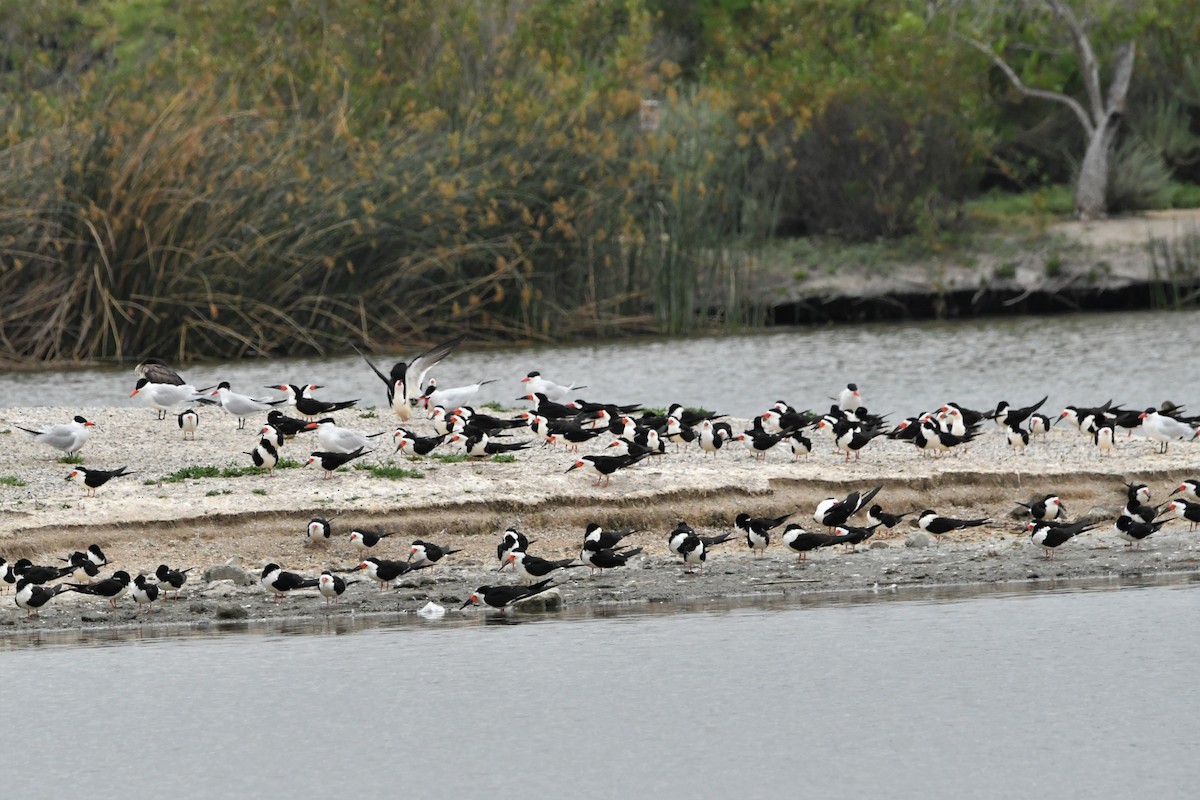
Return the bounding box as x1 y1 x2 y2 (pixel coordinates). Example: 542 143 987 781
461 578 558 610
260 564 319 604
155 564 194 599
355 336 465 422
318 570 356 605
1026 520 1095 559
178 409 199 440
306 447 368 478
15 580 69 617
67 570 132 608
917 510 989 545
67 466 134 496
17 415 94 456
211 382 285 430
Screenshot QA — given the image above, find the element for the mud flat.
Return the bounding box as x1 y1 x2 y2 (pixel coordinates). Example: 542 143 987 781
1 406 1198 633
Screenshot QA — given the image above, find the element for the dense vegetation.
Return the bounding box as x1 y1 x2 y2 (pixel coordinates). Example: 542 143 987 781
1 0 1198 363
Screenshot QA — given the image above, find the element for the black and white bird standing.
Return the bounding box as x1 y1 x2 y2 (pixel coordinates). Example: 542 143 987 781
211 382 285 430
355 336 465 422
734 512 792 558
14 580 69 617
781 524 837 562
306 517 333 548
178 409 199 441
917 510 989 545
500 551 583 585
349 528 394 552
66 466 134 497
67 570 132 609
579 541 643 574
155 564 194 599
408 540 462 567
306 447 369 478
1026 520 1095 559
318 570 356 606
460 577 558 610
260 564 319 604
130 574 160 616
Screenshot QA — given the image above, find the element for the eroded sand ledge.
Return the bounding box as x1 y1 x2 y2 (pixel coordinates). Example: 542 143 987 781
1 406 1199 633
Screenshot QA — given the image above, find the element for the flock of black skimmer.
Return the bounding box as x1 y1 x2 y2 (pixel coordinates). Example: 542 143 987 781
6 336 1200 616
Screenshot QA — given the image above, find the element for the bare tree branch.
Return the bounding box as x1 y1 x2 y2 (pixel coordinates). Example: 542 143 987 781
952 29 1095 135
1045 0 1105 127
1105 40 1136 113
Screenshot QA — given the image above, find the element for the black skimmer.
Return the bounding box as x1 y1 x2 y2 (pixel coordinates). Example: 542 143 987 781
211 382 285 429
992 396 1048 430
788 431 813 460
865 504 911 533
1116 515 1164 548
306 517 333 547
500 551 583 585
66 466 133 496
155 564 194 598
350 528 394 551
813 486 882 529
422 378 496 411
565 452 649 487
736 430 790 461
130 379 211 420
14 559 75 584
318 570 356 605
673 530 711 574
354 557 419 590
130 574 160 615
135 359 185 386
547 424 604 451
583 522 637 551
829 522 881 551
246 438 279 473
393 431 447 458
1125 482 1152 506
452 406 526 432
260 564 319 603
1139 408 1199 453
1015 495 1067 521
697 419 728 457
818 419 887 462
354 336 465 422
408 540 462 567
1170 479 1200 503
1027 413 1050 439
917 510 989 544
781 524 837 561
1093 423 1116 456
665 523 734 558
519 392 576 420
914 419 977 457
1167 499 1200 531
734 513 792 558
67 570 132 608
306 447 368 478
17 415 94 456
67 558 100 585
178 408 199 440
267 409 318 439
1026 519 1095 559
520 372 585 404
271 384 358 419
0 558 15 593
663 416 697 450
61 544 108 568
837 383 862 412
461 577 558 610
580 541 643 574
14 580 69 617
314 418 382 454
1007 424 1031 453
260 423 285 449
498 528 534 561
449 431 529 458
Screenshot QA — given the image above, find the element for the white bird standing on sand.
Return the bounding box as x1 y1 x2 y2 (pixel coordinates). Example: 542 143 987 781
1139 408 1199 453
355 337 465 423
130 378 210 420
838 383 862 412
16 415 95 456
211 382 284 430
314 418 381 454
520 371 585 404
420 377 497 411
178 409 200 441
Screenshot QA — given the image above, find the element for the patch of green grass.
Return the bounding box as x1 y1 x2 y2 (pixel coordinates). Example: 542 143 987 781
251 488 268 495
1169 182 1200 209
154 459 302 484
429 453 470 463
491 454 518 463
358 409 378 419
992 262 1017 280
58 454 85 464
968 186 1075 219
480 401 509 412
0 476 26 487
1044 253 1065 278
275 458 302 470
354 462 424 479
205 489 232 497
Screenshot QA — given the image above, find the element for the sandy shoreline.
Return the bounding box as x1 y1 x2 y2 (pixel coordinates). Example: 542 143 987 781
2 404 1199 633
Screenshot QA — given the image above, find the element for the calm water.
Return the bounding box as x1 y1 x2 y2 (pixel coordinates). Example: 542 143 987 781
2 309 1199 418
2 579 1198 796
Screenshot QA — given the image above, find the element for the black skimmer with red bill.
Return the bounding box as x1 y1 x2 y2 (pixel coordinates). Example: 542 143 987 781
818 419 887 462
17 415 94 456
1116 515 1164 548
992 396 1048 430
260 564 319 603
583 522 637 551
13 559 75 585
267 409 318 439
246 438 279 473
917 510 989 544
178 409 199 440
829 523 881 552
67 466 134 496
130 574 160 615
734 512 792 558
865 504 911 533
461 577 559 610
67 570 132 608
781 524 838 561
566 452 649 487
211 382 286 430
155 564 194 598
354 336 465 422
1026 519 1095 559
350 528 394 551
306 447 368 478
665 523 734 559
353 557 421 590
498 528 535 561
1015 495 1067 521
449 431 529 459
305 517 333 547
14 580 69 617
270 384 359 419
500 551 584 585
813 486 882 529
1167 499 1200 531
393 431 447 458
318 570 356 605
579 541 643 574
1171 479 1200 503
408 540 462 567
